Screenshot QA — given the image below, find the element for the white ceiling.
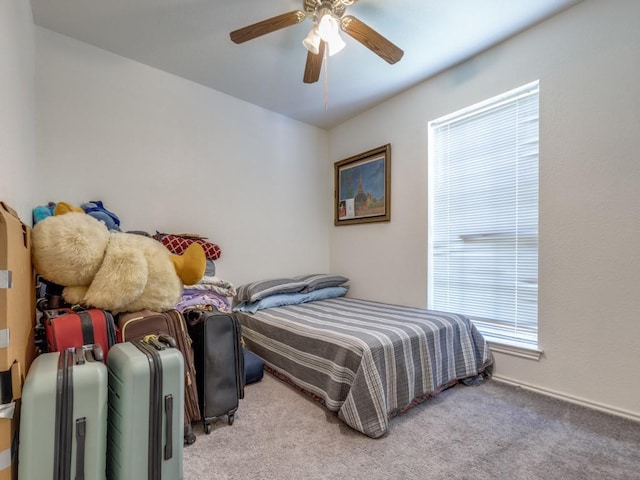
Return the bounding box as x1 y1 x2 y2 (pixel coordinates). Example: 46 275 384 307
30 0 581 129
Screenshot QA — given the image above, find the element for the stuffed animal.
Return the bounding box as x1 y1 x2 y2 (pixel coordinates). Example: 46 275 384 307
81 200 121 231
31 212 206 313
53 201 84 216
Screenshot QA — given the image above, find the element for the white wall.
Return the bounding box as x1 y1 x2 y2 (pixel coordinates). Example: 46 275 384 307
34 28 331 286
329 0 640 418
0 0 37 221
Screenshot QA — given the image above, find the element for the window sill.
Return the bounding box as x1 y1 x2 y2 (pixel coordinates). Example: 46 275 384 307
486 339 543 361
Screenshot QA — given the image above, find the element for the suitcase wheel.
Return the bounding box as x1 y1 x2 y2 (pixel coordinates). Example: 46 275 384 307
36 297 48 312
228 414 234 426
185 432 196 445
204 422 213 434
184 424 197 445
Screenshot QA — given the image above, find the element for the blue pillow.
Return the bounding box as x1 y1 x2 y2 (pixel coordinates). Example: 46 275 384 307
234 291 310 314
233 286 349 314
305 286 348 302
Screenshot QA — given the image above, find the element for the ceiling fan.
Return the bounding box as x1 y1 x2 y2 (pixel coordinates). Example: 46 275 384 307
230 0 404 84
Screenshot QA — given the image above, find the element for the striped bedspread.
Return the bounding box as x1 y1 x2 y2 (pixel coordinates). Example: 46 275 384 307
235 297 494 438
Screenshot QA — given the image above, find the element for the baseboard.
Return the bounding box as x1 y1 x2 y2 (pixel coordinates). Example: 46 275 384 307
491 374 640 423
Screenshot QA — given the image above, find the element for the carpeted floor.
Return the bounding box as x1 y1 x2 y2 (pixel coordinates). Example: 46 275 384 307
183 373 640 480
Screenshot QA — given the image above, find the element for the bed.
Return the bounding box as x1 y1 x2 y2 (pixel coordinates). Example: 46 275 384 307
233 276 493 438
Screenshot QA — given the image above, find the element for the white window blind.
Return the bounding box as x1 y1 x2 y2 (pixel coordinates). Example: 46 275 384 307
428 81 539 348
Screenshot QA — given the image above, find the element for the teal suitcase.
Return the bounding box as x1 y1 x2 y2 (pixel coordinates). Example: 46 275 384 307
18 346 108 480
106 336 184 480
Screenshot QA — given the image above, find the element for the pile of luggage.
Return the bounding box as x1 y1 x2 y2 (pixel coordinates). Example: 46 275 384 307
23 283 247 479
1 200 265 479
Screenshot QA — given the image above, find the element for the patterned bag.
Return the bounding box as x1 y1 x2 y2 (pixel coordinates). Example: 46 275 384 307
156 232 222 260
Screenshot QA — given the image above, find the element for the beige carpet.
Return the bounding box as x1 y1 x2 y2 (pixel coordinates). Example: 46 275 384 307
183 373 640 480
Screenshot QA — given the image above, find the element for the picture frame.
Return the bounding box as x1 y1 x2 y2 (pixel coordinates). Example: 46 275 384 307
334 144 391 226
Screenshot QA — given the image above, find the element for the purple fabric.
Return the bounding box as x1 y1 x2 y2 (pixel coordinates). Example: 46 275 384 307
175 291 231 313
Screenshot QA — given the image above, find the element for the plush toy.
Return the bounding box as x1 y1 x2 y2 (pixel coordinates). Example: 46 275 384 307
32 202 56 224
81 200 121 231
31 212 206 313
53 201 84 216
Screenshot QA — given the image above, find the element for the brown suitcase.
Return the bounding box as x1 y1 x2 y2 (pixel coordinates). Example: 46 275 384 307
116 309 200 445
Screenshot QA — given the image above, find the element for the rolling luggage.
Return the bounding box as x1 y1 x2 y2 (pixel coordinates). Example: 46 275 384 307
43 307 117 362
184 309 244 434
116 309 200 444
106 336 184 480
18 345 107 480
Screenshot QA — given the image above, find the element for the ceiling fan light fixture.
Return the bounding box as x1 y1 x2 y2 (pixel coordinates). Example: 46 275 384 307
302 25 321 54
327 31 346 56
317 11 338 41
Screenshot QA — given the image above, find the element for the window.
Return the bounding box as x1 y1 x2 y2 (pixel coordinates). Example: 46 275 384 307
428 81 539 349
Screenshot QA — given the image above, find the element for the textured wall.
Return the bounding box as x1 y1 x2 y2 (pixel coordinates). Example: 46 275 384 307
0 0 36 221
34 28 330 286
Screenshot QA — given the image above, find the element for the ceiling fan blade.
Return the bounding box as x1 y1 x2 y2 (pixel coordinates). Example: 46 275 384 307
230 11 306 44
303 41 326 84
340 15 404 64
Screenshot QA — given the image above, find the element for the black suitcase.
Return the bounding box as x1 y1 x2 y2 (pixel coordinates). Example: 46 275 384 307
185 309 244 434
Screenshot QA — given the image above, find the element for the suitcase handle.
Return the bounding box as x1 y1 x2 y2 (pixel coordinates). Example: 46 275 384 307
73 348 86 365
143 335 165 350
142 334 176 350
91 344 104 362
75 417 87 480
184 308 204 326
157 334 176 348
73 345 103 363
142 333 177 350
164 395 173 460
44 309 70 319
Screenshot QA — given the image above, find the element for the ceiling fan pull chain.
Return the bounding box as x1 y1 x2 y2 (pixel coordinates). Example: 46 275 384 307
324 46 329 110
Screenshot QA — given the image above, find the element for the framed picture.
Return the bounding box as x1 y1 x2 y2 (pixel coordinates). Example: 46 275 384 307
334 144 391 226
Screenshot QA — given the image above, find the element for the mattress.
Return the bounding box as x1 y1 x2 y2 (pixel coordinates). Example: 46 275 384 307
236 296 493 438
